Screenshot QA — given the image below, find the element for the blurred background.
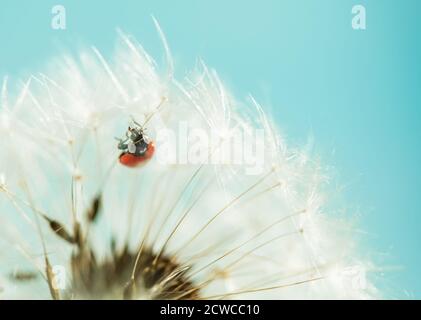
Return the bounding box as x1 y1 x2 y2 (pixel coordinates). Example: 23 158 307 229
0 0 419 298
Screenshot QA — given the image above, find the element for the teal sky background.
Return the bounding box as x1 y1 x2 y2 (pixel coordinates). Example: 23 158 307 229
0 0 420 298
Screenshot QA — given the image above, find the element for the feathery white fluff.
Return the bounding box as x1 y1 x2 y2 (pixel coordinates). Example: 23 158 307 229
0 24 378 299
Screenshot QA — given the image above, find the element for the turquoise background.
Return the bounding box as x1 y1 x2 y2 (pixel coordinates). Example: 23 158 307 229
0 0 420 298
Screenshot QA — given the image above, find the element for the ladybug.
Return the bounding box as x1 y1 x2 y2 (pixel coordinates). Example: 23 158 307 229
116 119 155 167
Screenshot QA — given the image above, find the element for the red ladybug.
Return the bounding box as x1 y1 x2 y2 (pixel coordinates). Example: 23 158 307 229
116 121 155 168
119 142 155 167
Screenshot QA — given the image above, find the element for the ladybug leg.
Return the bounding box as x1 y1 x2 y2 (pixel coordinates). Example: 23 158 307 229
129 115 143 128
115 137 129 151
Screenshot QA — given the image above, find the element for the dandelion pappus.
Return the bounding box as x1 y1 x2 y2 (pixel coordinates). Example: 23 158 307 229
116 118 155 167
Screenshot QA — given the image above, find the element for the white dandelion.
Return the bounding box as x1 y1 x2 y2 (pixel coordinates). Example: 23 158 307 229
0 21 378 300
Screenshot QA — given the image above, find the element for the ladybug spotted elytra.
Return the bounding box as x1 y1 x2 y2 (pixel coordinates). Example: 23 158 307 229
116 119 155 168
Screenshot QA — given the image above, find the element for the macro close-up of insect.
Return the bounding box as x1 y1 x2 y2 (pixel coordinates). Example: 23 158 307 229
0 26 379 300
116 118 155 168
1 1 421 312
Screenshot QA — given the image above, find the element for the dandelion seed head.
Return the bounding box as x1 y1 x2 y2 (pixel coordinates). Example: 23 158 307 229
0 26 379 300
